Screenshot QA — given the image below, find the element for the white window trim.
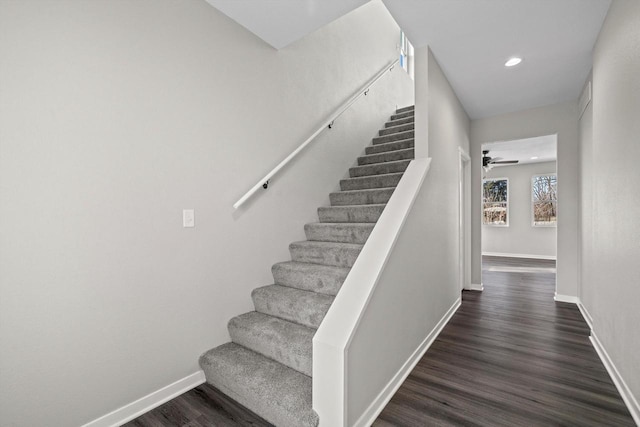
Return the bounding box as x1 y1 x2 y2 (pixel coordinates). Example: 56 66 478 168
482 177 509 227
531 174 557 227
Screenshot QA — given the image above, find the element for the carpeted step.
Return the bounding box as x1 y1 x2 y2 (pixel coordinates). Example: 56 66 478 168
304 222 375 244
252 285 333 328
358 147 415 165
271 261 348 296
372 129 415 145
390 110 414 121
378 122 414 136
385 116 414 128
365 138 414 155
199 343 318 427
340 172 403 190
329 187 395 206
396 105 415 114
349 159 411 178
289 240 363 268
318 204 386 223
228 311 314 376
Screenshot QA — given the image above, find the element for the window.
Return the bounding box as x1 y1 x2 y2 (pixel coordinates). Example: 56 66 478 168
483 178 508 225
399 31 414 79
532 174 557 226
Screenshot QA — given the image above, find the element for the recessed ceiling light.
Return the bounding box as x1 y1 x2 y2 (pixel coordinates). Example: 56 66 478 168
530 156 539 160
505 57 523 67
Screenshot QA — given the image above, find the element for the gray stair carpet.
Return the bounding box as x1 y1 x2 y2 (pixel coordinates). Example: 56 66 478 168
199 105 415 427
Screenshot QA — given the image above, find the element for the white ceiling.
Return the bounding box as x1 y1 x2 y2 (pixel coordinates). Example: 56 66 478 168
382 0 611 119
202 0 611 119
203 0 369 49
483 134 557 166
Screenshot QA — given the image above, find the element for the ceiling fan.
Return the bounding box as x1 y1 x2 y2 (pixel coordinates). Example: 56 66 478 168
482 150 519 170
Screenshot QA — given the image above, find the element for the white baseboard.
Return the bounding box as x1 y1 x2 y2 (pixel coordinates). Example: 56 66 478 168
590 332 640 425
482 252 556 261
353 297 462 427
465 283 484 291
82 370 206 427
553 293 579 304
577 300 594 330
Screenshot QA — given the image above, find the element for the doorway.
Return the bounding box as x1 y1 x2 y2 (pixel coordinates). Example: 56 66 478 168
480 135 558 290
459 147 471 291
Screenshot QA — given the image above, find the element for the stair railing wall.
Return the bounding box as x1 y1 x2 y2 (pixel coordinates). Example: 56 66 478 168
314 158 446 426
233 59 400 210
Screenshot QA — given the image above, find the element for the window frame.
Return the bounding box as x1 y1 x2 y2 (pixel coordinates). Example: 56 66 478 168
482 177 509 227
531 173 557 227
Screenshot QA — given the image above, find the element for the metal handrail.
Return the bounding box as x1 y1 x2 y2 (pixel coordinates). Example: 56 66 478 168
233 58 400 209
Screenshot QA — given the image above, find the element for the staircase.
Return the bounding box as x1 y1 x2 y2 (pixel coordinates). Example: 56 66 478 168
199 105 416 427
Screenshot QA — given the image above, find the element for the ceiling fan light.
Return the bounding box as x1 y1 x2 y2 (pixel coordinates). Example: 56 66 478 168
505 57 522 67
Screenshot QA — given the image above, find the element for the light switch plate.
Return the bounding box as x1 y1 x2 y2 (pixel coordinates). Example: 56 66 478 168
183 209 195 228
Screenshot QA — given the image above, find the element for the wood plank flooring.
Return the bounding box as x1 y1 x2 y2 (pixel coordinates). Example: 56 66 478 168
374 256 634 426
125 256 634 426
122 382 272 427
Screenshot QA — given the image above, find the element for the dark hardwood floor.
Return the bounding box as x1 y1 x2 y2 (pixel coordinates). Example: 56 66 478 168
125 256 634 426
374 256 634 426
122 382 273 427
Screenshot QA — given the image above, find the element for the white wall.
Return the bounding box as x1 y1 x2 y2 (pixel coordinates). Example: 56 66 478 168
580 0 640 413
471 102 578 297
350 45 469 426
483 161 557 258
0 1 414 425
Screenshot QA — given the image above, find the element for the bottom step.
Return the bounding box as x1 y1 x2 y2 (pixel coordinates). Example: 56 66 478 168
200 342 318 427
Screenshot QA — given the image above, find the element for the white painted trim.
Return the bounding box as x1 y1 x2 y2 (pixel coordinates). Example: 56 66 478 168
577 300 593 330
313 159 431 427
81 371 206 427
590 332 640 425
465 283 484 291
353 298 461 427
482 251 556 261
553 293 579 304
459 148 471 292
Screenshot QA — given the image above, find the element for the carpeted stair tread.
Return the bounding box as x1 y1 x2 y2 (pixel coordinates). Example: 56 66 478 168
390 110 414 120
329 187 395 206
396 105 415 114
199 343 318 427
199 108 419 425
304 222 375 244
358 147 415 165
340 172 404 191
252 285 334 328
271 261 349 295
385 116 414 128
318 204 386 223
349 159 411 177
289 240 363 268
378 122 414 136
228 311 314 376
372 129 415 145
365 138 414 155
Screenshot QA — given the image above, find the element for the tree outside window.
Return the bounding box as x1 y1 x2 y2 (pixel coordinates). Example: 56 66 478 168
532 174 557 226
483 178 508 225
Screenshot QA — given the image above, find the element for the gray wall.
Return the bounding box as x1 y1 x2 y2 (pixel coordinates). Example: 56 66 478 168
0 1 414 425
471 102 578 296
580 0 640 406
483 161 557 258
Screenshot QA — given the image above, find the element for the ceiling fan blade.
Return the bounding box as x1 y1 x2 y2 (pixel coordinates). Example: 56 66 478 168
491 160 519 164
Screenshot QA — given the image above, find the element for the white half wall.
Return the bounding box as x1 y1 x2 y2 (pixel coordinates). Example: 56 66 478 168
483 161 557 258
471 102 578 298
0 1 413 425
579 0 640 420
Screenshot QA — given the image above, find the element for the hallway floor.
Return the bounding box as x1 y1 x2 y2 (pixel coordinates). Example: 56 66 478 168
125 256 634 426
374 256 634 426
